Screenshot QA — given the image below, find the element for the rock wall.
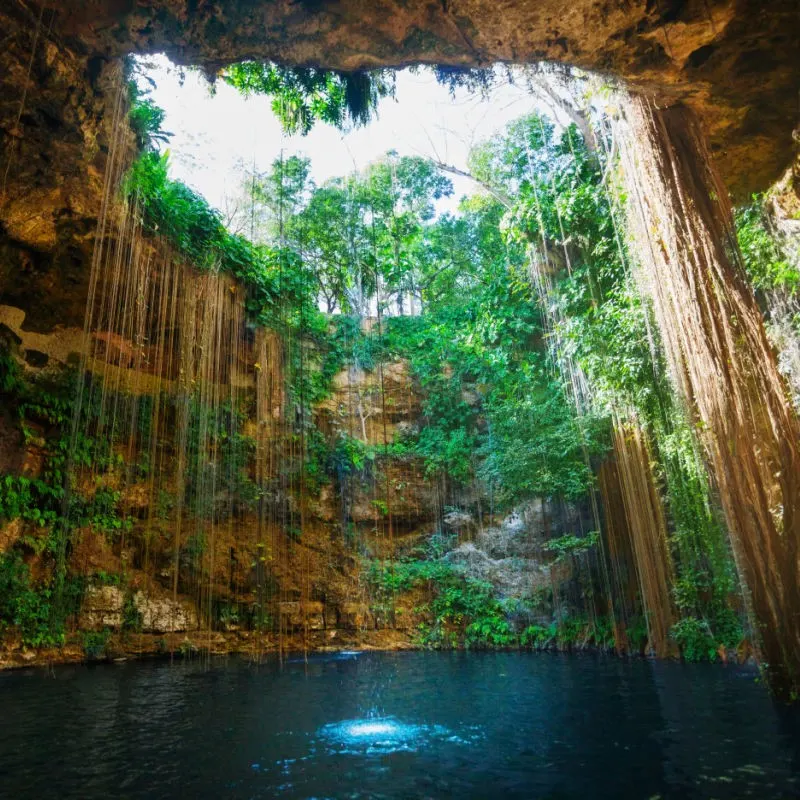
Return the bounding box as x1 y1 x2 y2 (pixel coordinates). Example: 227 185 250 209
0 303 590 665
0 312 441 663
41 0 800 199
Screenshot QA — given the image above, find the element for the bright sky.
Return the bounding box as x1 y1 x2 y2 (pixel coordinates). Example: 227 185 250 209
139 56 544 217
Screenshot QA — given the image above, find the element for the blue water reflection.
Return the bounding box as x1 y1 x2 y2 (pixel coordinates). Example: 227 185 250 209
1 652 799 799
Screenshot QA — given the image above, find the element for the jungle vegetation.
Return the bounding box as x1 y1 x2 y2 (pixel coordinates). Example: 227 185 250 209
3 65 794 660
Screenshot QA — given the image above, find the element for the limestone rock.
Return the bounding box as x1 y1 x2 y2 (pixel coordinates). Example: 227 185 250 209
279 600 326 631
3 0 796 218
0 519 24 555
133 591 198 633
80 585 124 630
81 585 198 632
443 510 474 531
338 602 374 631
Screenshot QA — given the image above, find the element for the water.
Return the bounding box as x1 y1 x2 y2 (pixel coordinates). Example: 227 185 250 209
1 652 799 799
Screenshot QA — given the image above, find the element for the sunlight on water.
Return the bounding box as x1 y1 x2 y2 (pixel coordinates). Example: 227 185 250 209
346 721 403 737
318 715 483 755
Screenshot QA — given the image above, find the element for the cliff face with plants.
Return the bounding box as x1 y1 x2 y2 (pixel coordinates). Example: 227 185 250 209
0 74 759 669
1 0 800 694
0 307 446 664
0 299 599 667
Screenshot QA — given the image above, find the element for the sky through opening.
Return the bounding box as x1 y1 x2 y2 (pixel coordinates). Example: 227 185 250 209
138 57 550 220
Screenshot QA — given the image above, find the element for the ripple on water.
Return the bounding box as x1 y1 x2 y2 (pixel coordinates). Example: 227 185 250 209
317 716 483 755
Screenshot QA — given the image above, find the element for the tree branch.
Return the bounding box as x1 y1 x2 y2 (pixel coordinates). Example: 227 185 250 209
428 159 514 210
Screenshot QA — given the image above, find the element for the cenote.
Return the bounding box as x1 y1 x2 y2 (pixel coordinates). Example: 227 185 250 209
2 3 800 797
2 652 800 799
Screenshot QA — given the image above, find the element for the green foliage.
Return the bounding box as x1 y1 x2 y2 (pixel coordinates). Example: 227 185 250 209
557 616 591 648
0 354 132 539
0 553 64 648
217 604 240 630
178 639 197 657
91 570 122 587
431 66 496 97
543 532 599 562
626 616 649 653
480 388 601 502
128 95 171 151
121 591 143 633
591 615 616 650
183 532 207 568
180 399 260 518
465 613 515 648
302 425 334 494
327 315 381 371
124 153 279 315
125 57 172 151
367 554 516 649
222 63 500 137
0 347 25 394
671 617 719 662
521 616 613 650
670 598 743 662
0 475 60 531
735 198 799 294
656 408 741 645
521 623 557 649
222 63 395 134
87 486 130 538
82 628 111 660
0 351 141 646
330 433 373 475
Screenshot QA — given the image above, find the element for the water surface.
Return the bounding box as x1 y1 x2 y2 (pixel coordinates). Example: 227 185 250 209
1 651 798 799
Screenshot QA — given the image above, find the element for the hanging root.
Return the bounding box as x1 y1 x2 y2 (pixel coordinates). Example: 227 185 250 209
616 93 800 697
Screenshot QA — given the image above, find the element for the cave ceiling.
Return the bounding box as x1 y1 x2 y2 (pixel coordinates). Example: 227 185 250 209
0 0 798 258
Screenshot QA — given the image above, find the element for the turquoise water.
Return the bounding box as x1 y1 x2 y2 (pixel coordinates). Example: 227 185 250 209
0 651 798 798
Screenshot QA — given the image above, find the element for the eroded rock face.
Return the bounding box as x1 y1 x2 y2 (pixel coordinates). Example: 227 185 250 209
38 0 800 198
445 500 592 601
0 4 121 248
80 585 198 632
0 5 127 323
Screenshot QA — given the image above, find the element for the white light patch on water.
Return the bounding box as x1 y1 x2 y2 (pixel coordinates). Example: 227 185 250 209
318 716 483 755
346 721 400 737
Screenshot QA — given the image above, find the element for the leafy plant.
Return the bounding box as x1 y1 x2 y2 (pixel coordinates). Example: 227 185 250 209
222 63 396 135
121 592 143 634
543 532 599 562
521 623 557 649
0 553 64 648
366 552 516 650
735 198 799 294
671 617 718 662
82 628 111 660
